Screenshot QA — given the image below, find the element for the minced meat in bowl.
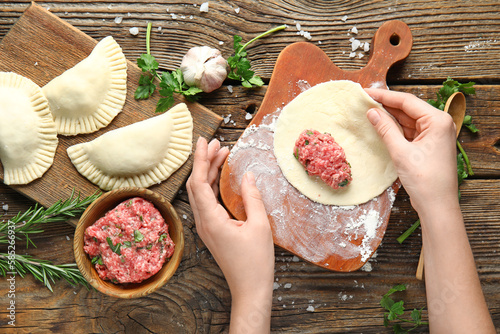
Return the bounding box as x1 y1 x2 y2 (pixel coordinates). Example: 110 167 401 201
84 197 175 284
74 188 184 298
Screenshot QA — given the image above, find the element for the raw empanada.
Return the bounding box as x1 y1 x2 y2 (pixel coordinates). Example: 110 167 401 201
0 72 58 185
67 103 193 190
43 36 127 136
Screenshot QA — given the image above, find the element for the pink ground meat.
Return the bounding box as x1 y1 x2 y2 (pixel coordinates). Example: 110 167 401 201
83 197 175 284
294 129 352 189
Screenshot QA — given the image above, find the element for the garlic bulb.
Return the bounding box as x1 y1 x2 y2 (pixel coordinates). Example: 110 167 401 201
180 46 228 93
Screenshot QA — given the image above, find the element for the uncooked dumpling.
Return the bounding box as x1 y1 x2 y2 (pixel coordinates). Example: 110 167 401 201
0 72 58 185
43 36 127 136
67 103 193 190
273 80 397 206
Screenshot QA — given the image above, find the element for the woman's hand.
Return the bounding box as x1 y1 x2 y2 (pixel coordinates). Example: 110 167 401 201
186 137 274 334
365 88 495 333
365 88 459 212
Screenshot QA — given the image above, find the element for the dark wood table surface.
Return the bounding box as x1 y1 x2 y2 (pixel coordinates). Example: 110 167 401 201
1 1 499 333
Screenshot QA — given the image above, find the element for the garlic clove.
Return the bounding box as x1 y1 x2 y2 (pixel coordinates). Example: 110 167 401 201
180 46 228 93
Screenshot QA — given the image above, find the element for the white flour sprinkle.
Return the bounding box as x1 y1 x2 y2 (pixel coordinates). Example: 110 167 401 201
114 16 123 24
129 27 139 35
306 305 315 312
2 204 8 211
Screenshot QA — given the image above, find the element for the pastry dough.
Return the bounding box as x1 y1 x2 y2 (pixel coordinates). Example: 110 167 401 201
43 36 127 136
0 72 58 185
67 103 193 190
273 80 397 206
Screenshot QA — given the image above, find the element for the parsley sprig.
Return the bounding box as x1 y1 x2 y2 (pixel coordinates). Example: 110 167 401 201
135 22 203 113
398 78 477 244
381 284 428 333
227 25 286 88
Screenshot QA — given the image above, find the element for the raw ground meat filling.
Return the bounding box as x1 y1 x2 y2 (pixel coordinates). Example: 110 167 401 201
84 197 175 284
293 129 352 189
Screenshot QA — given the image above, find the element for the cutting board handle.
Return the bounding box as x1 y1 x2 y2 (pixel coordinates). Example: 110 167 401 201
363 20 413 84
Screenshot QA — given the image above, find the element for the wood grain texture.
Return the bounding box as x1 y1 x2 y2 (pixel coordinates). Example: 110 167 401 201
0 3 222 218
0 1 499 333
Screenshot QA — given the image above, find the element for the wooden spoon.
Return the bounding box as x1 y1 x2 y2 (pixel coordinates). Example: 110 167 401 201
415 91 466 280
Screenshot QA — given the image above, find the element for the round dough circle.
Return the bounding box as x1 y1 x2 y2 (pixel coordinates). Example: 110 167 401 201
273 80 397 206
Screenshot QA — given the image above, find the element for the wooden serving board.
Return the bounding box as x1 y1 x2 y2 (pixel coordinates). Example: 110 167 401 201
220 20 413 272
0 2 222 225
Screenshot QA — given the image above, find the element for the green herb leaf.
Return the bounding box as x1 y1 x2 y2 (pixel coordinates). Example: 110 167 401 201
385 284 407 296
410 308 422 324
91 255 103 265
159 234 167 242
380 285 428 333
137 54 159 73
156 96 175 113
135 74 156 99
106 237 121 255
339 179 349 187
123 241 132 248
228 25 286 88
463 115 479 133
134 230 144 243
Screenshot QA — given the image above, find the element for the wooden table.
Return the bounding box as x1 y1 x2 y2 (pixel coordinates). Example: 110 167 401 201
1 1 499 332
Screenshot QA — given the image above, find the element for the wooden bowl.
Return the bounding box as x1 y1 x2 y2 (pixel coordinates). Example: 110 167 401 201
74 187 184 298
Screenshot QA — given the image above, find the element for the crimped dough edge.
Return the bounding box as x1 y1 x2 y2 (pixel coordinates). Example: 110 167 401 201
47 36 127 136
0 72 58 185
67 103 193 190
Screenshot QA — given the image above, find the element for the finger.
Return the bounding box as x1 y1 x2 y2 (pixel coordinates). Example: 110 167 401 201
365 88 435 120
385 106 417 130
207 138 221 162
240 171 269 225
207 147 230 187
190 137 209 184
188 137 220 212
367 108 408 156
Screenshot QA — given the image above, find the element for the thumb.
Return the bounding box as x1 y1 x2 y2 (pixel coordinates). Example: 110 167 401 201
240 171 268 223
366 108 406 154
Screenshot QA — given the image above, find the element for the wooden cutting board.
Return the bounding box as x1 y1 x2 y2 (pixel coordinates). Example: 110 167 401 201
0 2 222 225
220 20 413 272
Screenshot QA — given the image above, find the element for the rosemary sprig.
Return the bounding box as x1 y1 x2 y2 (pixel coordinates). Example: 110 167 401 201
0 189 101 248
0 253 90 292
0 190 100 291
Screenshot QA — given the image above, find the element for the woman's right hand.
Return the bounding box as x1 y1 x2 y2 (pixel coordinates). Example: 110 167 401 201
364 88 459 213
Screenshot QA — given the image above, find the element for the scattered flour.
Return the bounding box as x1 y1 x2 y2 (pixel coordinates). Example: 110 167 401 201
129 27 139 35
464 39 496 52
2 204 8 211
114 16 123 24
306 305 315 312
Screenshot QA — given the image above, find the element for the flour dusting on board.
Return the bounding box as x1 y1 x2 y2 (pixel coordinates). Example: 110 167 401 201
228 96 397 268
